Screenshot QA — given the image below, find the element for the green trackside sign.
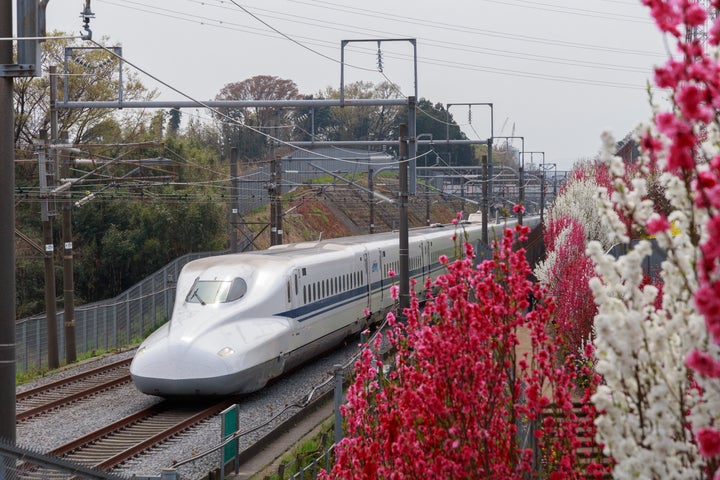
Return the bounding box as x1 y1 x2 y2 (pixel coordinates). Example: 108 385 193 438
221 405 239 480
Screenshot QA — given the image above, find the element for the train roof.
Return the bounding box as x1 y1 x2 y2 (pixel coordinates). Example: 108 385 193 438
266 222 460 252
184 217 528 269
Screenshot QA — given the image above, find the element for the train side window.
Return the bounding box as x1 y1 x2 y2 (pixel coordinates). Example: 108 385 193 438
303 285 307 304
294 275 298 295
312 283 316 302
322 281 325 298
287 282 291 303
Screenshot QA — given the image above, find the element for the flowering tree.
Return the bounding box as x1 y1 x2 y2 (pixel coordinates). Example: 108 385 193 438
537 215 597 361
536 162 616 363
587 1 720 477
325 224 607 479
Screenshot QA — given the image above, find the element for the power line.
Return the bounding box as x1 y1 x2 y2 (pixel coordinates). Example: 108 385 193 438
286 0 660 54
476 0 650 22
94 0 664 88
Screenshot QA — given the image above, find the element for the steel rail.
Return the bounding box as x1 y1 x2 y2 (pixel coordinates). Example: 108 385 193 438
50 399 237 471
16 358 132 422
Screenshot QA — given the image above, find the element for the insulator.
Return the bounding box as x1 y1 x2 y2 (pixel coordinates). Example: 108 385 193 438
376 41 383 73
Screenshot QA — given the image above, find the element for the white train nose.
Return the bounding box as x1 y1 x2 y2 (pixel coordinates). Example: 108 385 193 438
130 342 231 396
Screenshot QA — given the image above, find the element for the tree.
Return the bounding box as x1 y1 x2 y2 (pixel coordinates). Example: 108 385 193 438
326 222 605 478
73 198 225 300
13 34 228 316
291 94 334 142
215 75 300 160
414 98 473 166
167 108 182 137
585 1 720 477
535 161 615 361
310 80 402 143
13 33 157 148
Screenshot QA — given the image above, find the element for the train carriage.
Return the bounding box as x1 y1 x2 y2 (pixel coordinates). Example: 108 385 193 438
130 215 534 396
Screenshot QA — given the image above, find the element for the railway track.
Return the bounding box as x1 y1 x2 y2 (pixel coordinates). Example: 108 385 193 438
16 357 132 422
48 399 237 471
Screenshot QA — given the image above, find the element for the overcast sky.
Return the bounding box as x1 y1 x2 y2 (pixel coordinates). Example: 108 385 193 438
43 0 669 171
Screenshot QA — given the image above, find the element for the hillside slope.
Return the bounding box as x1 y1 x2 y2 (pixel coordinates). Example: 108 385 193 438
241 176 471 249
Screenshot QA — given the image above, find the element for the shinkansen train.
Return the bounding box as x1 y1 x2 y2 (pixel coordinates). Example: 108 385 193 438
130 214 537 396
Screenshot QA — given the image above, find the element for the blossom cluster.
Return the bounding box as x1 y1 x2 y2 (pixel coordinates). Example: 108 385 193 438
535 162 617 365
586 1 720 477
324 225 607 479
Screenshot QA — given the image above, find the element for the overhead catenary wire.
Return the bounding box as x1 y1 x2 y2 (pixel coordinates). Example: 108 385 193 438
93 0 664 91
286 0 660 52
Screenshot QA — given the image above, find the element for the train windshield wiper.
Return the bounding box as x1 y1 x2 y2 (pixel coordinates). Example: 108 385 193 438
190 289 207 306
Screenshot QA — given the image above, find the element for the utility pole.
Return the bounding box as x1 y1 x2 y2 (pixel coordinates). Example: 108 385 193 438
269 157 282 246
425 182 430 226
368 166 375 234
0 0 16 447
39 129 59 369
2 0 47 447
229 147 238 253
398 123 410 318
51 66 76 363
482 154 488 244
60 130 77 363
276 161 282 245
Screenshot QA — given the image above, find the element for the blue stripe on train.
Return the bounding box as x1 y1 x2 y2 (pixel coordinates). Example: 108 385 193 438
274 262 445 322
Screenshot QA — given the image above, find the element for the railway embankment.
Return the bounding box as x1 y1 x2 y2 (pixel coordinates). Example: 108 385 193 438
242 178 468 249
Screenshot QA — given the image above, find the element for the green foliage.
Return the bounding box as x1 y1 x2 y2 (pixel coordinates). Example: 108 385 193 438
312 81 401 142
16 258 51 318
308 174 336 184
215 75 300 161
73 196 224 301
167 109 182 136
415 98 474 166
13 33 158 146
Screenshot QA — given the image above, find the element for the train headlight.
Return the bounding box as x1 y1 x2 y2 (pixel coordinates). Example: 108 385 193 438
217 347 235 357
136 346 147 356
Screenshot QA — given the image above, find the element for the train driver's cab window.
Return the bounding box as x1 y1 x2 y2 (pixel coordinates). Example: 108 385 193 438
186 278 248 304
